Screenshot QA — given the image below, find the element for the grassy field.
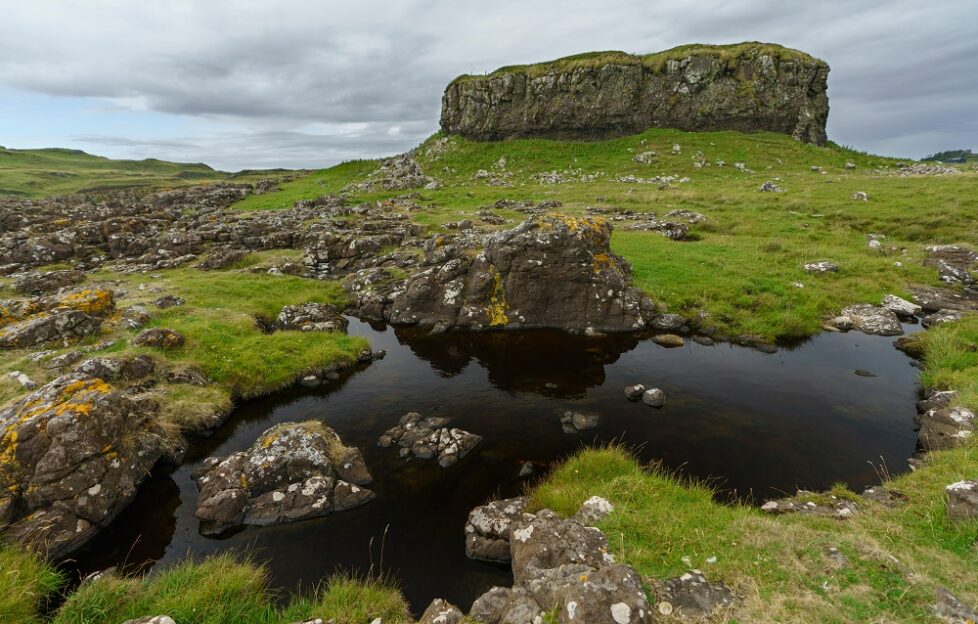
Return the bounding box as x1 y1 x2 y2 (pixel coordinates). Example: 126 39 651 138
0 146 273 197
231 129 978 342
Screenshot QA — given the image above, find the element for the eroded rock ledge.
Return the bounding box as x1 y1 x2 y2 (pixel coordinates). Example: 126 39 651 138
441 42 829 144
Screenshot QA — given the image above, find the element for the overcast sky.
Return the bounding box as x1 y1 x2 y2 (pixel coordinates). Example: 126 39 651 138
1 1 974 171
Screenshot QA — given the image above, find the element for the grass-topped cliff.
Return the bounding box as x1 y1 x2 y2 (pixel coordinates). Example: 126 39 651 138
450 41 822 84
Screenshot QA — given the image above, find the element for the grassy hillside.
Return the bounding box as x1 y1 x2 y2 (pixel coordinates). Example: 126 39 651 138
235 128 978 342
0 146 231 197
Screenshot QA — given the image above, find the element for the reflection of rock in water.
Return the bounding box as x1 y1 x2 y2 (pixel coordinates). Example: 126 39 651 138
394 326 642 397
60 469 181 579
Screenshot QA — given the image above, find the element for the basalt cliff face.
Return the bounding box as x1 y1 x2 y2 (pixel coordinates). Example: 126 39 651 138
440 43 829 144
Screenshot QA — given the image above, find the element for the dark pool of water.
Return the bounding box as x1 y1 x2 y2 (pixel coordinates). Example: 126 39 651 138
65 320 923 613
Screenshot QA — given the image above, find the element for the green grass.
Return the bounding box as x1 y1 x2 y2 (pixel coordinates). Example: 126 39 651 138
237 129 976 341
51 554 410 624
919 317 978 411
0 147 235 197
450 41 822 84
0 546 62 624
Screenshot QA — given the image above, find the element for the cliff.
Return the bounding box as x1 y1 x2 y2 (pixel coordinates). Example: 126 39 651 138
440 42 829 144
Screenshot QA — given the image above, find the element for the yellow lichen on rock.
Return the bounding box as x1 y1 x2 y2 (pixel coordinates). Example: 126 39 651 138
486 266 510 327
57 289 114 316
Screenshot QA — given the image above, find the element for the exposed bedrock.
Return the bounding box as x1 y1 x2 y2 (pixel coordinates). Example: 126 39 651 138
441 43 829 144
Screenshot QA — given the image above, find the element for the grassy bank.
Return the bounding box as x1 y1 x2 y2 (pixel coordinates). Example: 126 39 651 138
233 129 977 341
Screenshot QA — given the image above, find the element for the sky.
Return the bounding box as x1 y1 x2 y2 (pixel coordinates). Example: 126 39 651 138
1 1 975 171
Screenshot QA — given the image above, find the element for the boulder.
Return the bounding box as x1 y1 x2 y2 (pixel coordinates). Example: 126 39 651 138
0 374 165 557
650 570 736 618
0 310 102 349
465 496 529 563
649 314 686 331
419 599 464 624
133 328 186 350
441 43 828 145
13 270 85 294
652 334 684 347
276 303 349 333
917 407 975 451
624 384 646 400
74 355 155 382
194 421 374 535
881 294 921 319
917 390 958 414
561 411 600 433
470 586 544 624
642 388 666 407
945 480 978 522
574 496 615 524
378 412 482 468
804 261 839 273
840 304 903 336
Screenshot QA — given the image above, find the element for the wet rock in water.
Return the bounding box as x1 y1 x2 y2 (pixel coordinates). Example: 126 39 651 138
518 461 536 478
465 496 529 563
0 310 103 349
276 303 349 333
13 269 86 294
824 315 854 332
652 333 685 348
650 570 736 619
334 447 373 485
153 295 185 309
642 388 666 407
917 407 975 451
945 481 978 522
624 384 646 400
839 304 903 336
760 491 859 519
650 313 686 331
194 421 374 535
574 495 614 524
881 294 921 319
804 261 838 273
933 587 978 624
419 598 464 624
0 374 166 557
133 328 186 350
561 411 600 433
74 355 155 382
917 390 958 414
378 412 482 468
923 309 968 328
380 213 655 333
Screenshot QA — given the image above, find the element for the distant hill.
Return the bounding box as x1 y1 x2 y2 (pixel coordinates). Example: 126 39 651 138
922 148 976 164
0 146 229 197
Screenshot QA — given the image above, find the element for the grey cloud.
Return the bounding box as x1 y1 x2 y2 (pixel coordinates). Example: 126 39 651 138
2 0 976 168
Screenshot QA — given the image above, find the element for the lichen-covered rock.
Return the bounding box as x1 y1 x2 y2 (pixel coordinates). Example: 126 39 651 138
574 496 615 524
378 412 482 468
945 480 978 522
650 570 736 618
13 270 86 294
276 303 349 333
383 214 654 333
346 155 438 192
194 421 374 535
419 599 464 624
840 304 904 336
760 491 859 519
0 310 102 349
465 496 529 562
0 374 165 557
133 328 186 350
73 355 156 382
917 407 975 451
441 43 829 145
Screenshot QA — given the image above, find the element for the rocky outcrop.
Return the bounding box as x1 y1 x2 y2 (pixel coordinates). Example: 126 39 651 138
945 480 978 522
193 421 374 535
441 43 829 144
378 412 482 468
275 303 348 333
0 374 166 557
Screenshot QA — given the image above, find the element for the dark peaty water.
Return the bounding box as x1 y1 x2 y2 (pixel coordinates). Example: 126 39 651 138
66 320 923 614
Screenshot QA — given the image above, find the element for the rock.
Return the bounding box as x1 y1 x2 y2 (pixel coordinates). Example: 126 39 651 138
0 374 166 557
122 305 152 329
759 181 784 193
923 309 968 328
642 388 666 407
925 245 978 287
276 303 349 333
441 43 828 145
347 155 438 192
465 496 529 563
851 191 869 201
760 491 859 519
470 586 544 624
881 294 921 319
652 334 684 347
6 371 37 390
650 313 686 331
860 485 907 506
153 295 185 309
633 151 658 164
824 546 850 569
13 270 85 294
945 481 978 522
933 587 978 624
334 447 373 486
380 214 655 333
844 161 857 170
122 617 177 624
624 384 646 400
804 261 839 273
840 304 903 336
194 421 374 535
574 496 614 524
825 315 854 331
918 407 975 451
419 599 463 624
650 570 736 618
133 328 186 350
917 390 958 414
379 412 482 468
42 350 84 370
561 411 600 433
0 310 102 349
198 247 249 270
74 355 155 382
518 461 535 478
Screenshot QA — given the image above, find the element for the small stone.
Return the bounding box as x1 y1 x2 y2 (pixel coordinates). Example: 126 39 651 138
642 388 666 407
575 496 614 523
652 334 685 348
624 384 646 400
804 261 839 273
851 191 869 201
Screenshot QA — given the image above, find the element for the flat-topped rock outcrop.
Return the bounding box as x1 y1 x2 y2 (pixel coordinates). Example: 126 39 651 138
441 42 829 144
